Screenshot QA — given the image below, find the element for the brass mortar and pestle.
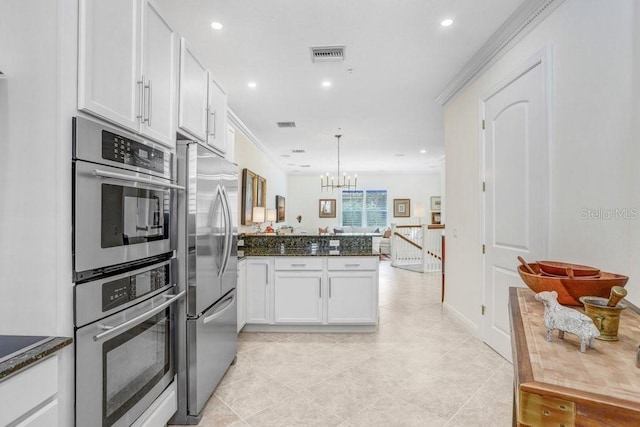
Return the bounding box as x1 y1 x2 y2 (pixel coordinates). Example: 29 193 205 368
579 286 628 341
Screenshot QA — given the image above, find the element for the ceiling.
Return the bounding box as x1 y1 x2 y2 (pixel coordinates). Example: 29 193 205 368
156 0 525 175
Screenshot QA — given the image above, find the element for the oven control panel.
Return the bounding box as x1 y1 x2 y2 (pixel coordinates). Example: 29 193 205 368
102 264 170 312
101 130 166 174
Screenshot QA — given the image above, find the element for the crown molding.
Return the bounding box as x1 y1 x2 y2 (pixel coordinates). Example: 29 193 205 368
435 0 565 106
227 107 286 173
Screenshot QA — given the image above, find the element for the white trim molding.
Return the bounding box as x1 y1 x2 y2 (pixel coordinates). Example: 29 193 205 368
227 107 287 173
435 0 565 106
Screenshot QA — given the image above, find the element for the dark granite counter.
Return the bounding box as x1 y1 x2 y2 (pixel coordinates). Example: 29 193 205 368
0 336 72 381
241 234 377 257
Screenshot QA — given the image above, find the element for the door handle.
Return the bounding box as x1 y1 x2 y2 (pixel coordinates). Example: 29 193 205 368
144 79 152 125
137 75 144 122
92 169 185 191
203 293 235 324
93 290 185 342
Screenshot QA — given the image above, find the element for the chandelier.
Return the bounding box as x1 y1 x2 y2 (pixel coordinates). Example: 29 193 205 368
320 134 357 191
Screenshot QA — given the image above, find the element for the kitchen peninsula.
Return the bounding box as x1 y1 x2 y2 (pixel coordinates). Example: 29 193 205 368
238 234 379 332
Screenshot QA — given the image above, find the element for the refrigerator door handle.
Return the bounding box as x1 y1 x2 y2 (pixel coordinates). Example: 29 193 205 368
218 186 233 278
202 292 235 324
209 185 225 278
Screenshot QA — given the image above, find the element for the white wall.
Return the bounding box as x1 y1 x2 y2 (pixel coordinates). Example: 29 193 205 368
444 0 638 331
233 125 288 234
287 173 441 233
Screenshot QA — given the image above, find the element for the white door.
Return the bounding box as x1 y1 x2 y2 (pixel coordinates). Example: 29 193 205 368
482 50 549 361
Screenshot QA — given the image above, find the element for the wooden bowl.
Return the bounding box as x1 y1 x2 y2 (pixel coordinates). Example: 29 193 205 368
517 263 628 306
537 260 600 277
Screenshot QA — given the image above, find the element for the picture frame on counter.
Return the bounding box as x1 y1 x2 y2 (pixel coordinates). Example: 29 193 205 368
319 199 336 218
276 195 285 222
393 199 410 217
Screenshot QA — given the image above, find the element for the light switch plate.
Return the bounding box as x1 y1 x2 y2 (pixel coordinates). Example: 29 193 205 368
329 240 340 247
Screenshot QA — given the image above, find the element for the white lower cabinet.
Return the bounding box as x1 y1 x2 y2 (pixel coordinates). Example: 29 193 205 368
245 256 379 327
237 258 247 332
274 272 323 324
327 272 378 324
0 356 59 427
246 258 271 324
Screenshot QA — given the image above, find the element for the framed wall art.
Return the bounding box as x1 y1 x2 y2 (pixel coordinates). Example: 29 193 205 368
431 212 441 225
256 175 267 207
276 195 285 222
319 199 336 218
241 168 257 225
430 196 441 211
393 199 410 217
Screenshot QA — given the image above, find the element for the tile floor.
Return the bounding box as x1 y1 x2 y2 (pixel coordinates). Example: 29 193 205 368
187 260 513 426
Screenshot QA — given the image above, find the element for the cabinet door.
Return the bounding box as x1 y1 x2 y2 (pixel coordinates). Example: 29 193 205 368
78 0 141 132
206 75 227 153
237 260 247 332
328 272 378 324
15 400 58 427
178 39 208 142
274 273 323 324
246 259 270 324
140 0 177 147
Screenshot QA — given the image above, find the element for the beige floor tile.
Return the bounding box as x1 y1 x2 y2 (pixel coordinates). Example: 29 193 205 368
340 391 449 427
244 394 343 426
198 263 513 425
214 369 294 419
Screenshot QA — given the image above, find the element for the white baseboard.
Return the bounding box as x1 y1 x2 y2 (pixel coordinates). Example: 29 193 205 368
442 302 480 337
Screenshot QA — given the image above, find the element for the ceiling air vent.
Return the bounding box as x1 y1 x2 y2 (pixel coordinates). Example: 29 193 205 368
310 46 345 63
291 149 306 154
277 121 296 128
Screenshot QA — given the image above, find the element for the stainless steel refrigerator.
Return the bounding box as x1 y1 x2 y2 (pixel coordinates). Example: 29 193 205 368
171 141 238 424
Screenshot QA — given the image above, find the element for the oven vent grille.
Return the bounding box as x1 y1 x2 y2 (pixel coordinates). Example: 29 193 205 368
291 149 306 154
310 46 345 63
277 121 296 128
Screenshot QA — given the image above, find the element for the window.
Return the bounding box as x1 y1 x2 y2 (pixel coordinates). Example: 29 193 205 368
342 190 387 227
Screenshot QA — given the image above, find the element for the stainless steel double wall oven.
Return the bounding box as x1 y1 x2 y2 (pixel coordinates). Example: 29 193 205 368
72 116 184 427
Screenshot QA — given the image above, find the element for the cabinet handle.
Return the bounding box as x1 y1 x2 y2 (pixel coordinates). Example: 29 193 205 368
137 76 144 122
319 281 321 298
345 264 360 267
329 278 332 298
145 79 152 125
291 264 306 267
205 105 210 136
212 110 216 138
265 266 268 285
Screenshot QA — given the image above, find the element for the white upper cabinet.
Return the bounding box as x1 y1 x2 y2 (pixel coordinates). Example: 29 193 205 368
178 39 209 143
178 39 228 155
78 0 177 148
206 74 228 154
139 0 177 146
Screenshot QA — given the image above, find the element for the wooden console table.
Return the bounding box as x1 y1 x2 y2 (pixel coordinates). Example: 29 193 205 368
509 287 640 426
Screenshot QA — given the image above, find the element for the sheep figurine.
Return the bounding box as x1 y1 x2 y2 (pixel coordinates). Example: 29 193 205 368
534 290 600 353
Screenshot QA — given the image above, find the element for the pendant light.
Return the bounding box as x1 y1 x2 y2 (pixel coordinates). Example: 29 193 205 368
320 134 357 191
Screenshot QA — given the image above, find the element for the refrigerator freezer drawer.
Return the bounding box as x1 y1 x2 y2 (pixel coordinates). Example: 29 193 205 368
187 289 237 416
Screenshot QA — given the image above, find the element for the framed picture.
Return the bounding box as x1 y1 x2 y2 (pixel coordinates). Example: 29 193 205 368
319 199 336 218
256 176 267 207
431 212 441 225
430 196 441 211
241 168 257 225
393 199 410 217
276 195 285 222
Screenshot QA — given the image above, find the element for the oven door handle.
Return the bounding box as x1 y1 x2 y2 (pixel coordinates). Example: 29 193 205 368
93 290 185 342
92 169 185 191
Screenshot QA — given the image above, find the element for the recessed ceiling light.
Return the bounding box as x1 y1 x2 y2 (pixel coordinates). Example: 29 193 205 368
211 22 223 30
440 18 453 27
247 82 257 88
322 81 332 88
420 149 427 154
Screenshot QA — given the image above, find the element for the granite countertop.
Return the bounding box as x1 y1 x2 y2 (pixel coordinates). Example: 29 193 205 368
242 248 378 257
0 336 73 381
